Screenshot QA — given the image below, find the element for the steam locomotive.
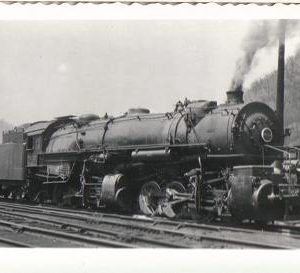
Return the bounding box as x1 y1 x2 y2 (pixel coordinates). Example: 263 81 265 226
1 88 300 222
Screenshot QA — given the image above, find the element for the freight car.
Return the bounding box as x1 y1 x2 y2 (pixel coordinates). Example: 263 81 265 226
1 88 299 222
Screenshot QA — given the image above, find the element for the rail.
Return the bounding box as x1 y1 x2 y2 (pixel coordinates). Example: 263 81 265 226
0 201 297 248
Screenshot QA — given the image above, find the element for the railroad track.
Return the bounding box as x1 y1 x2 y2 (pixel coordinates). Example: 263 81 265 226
265 221 300 237
0 202 189 248
0 237 34 247
215 216 300 238
0 201 298 248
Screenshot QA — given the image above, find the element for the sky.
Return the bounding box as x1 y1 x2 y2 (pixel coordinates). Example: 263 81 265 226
0 20 299 125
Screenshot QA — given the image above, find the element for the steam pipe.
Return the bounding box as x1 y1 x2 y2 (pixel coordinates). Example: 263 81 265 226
276 20 286 138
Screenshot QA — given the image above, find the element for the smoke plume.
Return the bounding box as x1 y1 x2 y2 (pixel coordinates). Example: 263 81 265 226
230 20 300 91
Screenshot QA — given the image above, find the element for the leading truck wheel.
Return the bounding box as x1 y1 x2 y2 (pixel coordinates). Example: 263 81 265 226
138 181 161 216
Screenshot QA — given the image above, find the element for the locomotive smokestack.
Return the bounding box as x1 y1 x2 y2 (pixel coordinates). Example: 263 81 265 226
276 20 286 137
226 85 244 105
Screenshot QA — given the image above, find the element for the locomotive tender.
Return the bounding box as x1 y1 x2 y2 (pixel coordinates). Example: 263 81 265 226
1 88 299 222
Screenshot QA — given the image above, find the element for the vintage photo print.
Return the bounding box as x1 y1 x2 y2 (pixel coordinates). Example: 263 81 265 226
0 2 299 273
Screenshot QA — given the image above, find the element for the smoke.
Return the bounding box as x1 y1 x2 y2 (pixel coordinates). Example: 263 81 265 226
230 20 300 91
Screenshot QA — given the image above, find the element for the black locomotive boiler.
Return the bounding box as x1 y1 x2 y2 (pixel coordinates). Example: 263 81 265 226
1 87 299 222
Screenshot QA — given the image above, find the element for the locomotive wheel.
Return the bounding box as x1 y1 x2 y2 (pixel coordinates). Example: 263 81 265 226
138 181 161 216
166 181 186 193
163 181 186 218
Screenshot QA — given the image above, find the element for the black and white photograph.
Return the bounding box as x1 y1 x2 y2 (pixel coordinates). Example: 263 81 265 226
0 4 300 257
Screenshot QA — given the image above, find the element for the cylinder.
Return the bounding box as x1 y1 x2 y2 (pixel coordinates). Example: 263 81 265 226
101 174 125 205
227 166 285 221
